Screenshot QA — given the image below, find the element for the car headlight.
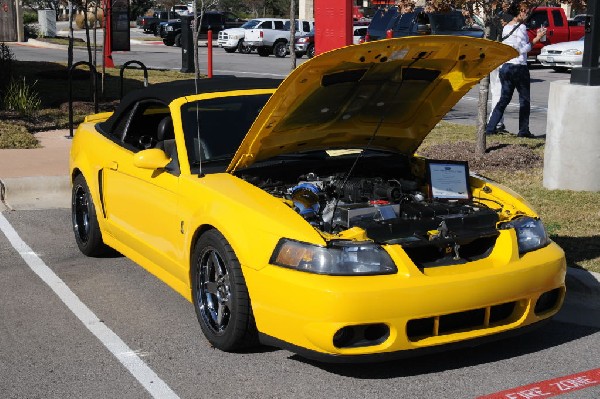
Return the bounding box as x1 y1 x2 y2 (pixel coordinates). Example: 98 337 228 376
297 37 310 43
166 26 173 31
563 49 583 55
270 239 397 275
501 216 550 253
540 48 548 54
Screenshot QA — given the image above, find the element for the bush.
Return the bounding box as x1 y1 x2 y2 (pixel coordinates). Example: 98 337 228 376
2 78 42 117
0 124 39 149
0 43 14 88
75 11 102 29
23 10 38 24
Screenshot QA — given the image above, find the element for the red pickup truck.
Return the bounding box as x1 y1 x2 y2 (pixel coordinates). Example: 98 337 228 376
525 7 585 60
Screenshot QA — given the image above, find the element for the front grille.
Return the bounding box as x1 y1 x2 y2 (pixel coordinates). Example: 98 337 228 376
547 50 563 55
406 301 518 341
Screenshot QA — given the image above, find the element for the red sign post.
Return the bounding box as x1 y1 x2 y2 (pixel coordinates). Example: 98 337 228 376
314 0 353 56
103 0 114 68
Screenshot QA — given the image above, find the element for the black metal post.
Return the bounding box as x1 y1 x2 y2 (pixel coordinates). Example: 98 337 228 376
571 0 600 85
180 15 195 73
68 61 98 138
119 60 149 99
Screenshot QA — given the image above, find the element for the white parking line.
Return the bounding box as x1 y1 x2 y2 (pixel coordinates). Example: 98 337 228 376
0 213 180 399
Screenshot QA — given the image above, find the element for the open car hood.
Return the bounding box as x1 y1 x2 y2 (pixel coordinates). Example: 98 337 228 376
227 36 516 173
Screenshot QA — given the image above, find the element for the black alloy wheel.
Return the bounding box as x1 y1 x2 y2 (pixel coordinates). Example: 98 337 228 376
71 174 107 257
191 229 258 351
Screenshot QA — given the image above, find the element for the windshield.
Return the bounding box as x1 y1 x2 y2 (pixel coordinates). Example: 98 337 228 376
180 94 272 173
429 11 467 31
241 19 261 29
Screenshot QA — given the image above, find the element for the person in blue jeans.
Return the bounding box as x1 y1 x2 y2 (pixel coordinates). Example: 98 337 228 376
487 3 546 138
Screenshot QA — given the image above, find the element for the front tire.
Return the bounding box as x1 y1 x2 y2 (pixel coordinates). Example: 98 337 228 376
191 229 257 351
238 39 251 54
306 43 315 59
72 174 108 257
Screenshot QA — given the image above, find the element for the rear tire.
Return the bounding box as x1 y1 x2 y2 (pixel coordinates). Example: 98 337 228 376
72 174 108 257
273 41 287 58
191 230 258 351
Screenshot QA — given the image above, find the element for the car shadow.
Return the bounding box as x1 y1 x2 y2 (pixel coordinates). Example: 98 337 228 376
553 235 600 270
287 320 599 377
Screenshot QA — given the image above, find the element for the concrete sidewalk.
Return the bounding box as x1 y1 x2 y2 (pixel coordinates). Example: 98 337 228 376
0 129 71 211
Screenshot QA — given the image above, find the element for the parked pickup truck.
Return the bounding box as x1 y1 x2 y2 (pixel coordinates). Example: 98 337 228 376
160 11 245 47
138 10 184 35
524 7 585 61
217 18 279 54
365 6 483 41
244 19 314 57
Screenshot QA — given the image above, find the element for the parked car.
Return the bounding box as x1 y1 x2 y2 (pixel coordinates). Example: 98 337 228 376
353 24 368 44
70 36 565 362
365 6 483 41
244 18 313 57
161 11 245 47
217 18 275 54
294 29 315 58
537 36 585 71
568 14 587 25
524 7 585 60
138 10 183 35
295 24 369 58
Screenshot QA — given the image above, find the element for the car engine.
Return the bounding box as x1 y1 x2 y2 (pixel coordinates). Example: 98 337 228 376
239 156 501 267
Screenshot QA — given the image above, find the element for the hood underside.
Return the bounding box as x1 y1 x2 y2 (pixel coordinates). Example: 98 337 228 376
227 36 517 173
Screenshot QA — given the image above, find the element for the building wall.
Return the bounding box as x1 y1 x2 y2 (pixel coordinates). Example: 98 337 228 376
0 0 17 41
299 0 314 20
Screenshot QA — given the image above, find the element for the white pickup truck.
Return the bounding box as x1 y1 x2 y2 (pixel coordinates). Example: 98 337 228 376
218 18 281 54
244 18 314 57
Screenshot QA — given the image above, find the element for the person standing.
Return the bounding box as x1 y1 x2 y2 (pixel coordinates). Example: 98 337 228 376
486 3 546 138
488 2 513 133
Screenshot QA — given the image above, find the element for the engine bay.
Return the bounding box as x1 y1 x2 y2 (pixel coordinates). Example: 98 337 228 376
238 152 500 267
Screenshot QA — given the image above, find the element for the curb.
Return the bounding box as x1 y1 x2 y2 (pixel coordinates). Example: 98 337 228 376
0 176 71 210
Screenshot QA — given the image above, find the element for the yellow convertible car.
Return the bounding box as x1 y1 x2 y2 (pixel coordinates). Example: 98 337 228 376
70 36 565 362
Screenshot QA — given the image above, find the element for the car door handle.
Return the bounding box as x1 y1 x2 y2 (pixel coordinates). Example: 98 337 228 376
109 161 118 171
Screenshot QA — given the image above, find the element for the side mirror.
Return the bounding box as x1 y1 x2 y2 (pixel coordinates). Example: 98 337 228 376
133 148 171 170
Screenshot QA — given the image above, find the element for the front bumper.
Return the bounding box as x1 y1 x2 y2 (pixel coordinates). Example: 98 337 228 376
537 54 582 69
245 231 566 360
217 38 238 48
294 43 308 53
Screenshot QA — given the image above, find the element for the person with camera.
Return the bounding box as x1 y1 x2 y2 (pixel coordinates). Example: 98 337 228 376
486 2 547 138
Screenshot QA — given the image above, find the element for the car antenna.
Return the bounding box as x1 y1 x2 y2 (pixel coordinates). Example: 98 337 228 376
329 53 426 233
192 1 203 177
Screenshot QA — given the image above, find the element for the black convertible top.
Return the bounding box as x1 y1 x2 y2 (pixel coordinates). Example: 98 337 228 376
101 77 282 133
